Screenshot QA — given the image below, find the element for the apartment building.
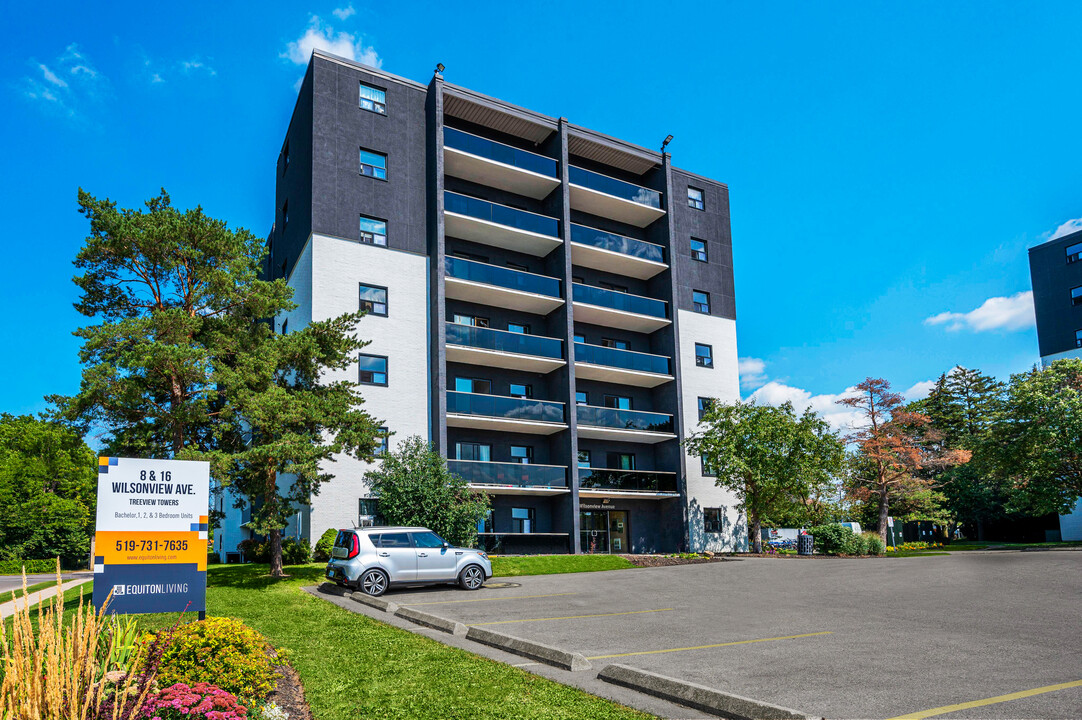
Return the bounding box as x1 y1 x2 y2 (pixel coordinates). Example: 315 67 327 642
222 50 745 556
1029 227 1082 366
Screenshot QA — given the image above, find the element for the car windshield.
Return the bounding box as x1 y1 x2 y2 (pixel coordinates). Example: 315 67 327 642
412 531 446 548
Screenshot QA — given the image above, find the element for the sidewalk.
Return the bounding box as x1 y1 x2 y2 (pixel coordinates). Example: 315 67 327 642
0 576 93 620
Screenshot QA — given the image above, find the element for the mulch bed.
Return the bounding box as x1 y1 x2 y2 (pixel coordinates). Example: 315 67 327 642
267 653 313 720
620 554 739 567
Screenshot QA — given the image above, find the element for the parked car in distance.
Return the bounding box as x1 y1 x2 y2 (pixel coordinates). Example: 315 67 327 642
325 526 492 597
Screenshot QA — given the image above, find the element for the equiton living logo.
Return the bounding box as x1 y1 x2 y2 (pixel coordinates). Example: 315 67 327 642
111 583 190 596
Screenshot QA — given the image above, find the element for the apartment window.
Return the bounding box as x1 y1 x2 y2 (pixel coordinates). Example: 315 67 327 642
693 290 711 314
701 457 717 477
506 261 529 272
510 445 533 464
509 383 533 399
358 354 388 385
695 343 714 368
572 275 585 285
511 507 535 533
455 377 492 394
360 149 387 179
575 391 588 405
601 338 629 350
359 82 387 114
281 319 288 336
359 284 388 316
1073 286 1082 307
577 450 591 468
600 281 629 293
456 442 491 462
454 250 488 263
691 238 708 262
282 140 289 172
573 333 586 344
508 323 530 334
609 453 635 470
704 508 724 533
453 314 489 328
374 427 389 457
688 187 705 210
697 397 714 421
477 509 494 534
281 199 288 226
604 395 632 410
359 216 387 246
1066 242 1082 264
1076 329 1082 348
358 498 383 526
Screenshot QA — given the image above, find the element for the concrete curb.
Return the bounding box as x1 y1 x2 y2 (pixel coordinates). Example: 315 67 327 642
465 626 591 671
597 664 819 720
350 593 399 614
394 606 468 636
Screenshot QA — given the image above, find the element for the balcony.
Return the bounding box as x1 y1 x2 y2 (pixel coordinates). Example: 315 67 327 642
572 283 670 333
445 323 565 374
569 166 665 228
444 191 562 256
578 468 679 497
445 256 564 315
444 127 560 200
569 224 667 280
448 459 569 495
574 342 673 388
576 405 676 443
446 391 567 434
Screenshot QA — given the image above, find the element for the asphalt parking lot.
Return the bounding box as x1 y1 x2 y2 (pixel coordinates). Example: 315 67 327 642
330 550 1082 719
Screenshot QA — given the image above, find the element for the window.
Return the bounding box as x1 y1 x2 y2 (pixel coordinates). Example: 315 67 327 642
1066 242 1082 264
601 338 629 350
455 377 491 394
693 290 711 314
281 319 288 335
412 531 446 548
508 323 530 334
359 216 387 246
691 238 708 262
688 186 705 210
510 445 533 464
454 250 488 263
360 149 387 179
572 275 585 285
359 284 388 316
358 498 383 526
695 343 713 368
701 457 716 477
603 395 632 410
358 354 388 385
282 140 289 172
600 281 628 293
453 314 489 328
608 453 635 470
374 532 411 548
577 450 591 468
704 508 724 533
697 397 713 421
477 509 494 534
1077 329 1082 348
573 333 586 344
281 199 288 226
374 427 389 457
456 442 491 462
506 261 529 272
509 383 532 399
359 82 387 114
511 507 535 533
575 391 588 405
1073 286 1082 307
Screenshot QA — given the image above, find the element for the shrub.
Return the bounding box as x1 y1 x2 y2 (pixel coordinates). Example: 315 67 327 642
237 539 269 563
863 533 885 555
0 558 60 574
207 552 221 565
153 618 277 704
143 683 248 720
808 523 865 555
281 537 311 565
313 528 338 562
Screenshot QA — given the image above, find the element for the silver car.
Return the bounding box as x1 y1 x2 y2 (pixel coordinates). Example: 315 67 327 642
324 526 492 597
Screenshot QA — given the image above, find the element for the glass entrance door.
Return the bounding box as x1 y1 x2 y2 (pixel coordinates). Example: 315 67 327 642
608 511 629 553
580 511 609 554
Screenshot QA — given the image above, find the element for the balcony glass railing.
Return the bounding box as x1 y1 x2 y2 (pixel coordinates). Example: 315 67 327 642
447 391 565 424
444 191 560 238
448 459 568 489
444 127 558 178
578 468 678 493
446 256 562 298
576 405 673 433
574 342 669 375
570 224 665 264
569 166 662 209
447 323 563 359
572 283 667 318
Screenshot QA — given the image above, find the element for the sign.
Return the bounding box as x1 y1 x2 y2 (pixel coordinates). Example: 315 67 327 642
92 457 210 614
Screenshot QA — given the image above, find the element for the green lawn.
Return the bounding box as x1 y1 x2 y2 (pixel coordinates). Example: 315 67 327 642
13 566 651 720
490 554 635 577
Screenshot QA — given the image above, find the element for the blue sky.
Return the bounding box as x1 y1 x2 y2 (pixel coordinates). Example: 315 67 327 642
2 1 1080 428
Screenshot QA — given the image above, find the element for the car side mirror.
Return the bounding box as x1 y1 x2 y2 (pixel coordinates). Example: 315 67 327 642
442 541 450 549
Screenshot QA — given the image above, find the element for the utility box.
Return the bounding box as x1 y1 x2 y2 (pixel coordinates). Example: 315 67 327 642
798 534 814 555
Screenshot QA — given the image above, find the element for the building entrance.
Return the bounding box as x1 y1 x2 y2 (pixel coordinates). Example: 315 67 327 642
579 510 629 554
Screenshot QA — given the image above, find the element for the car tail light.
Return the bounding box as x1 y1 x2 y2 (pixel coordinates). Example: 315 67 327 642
347 533 360 559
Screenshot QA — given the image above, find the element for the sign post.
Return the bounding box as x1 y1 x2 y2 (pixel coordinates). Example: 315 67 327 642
92 457 210 615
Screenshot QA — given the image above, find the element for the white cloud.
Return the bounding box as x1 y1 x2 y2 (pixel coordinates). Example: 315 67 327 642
182 60 217 76
737 357 768 390
924 290 1035 333
39 64 67 87
332 4 356 20
748 381 864 434
283 15 380 68
24 43 104 117
1049 217 1082 240
903 379 936 401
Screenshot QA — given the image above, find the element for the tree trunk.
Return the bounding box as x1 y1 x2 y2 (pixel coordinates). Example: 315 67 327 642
977 517 985 542
751 514 762 554
266 461 285 578
878 486 890 544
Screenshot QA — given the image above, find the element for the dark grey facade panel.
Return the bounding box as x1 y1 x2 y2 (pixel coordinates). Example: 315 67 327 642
670 169 736 320
1029 229 1082 357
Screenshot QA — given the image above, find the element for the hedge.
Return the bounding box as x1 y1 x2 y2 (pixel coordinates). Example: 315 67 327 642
0 558 61 575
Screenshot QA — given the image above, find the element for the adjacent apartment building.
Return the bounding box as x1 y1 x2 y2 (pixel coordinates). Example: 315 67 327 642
218 50 744 557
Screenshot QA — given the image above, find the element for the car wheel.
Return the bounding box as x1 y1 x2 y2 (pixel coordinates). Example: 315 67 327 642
359 568 389 597
458 564 485 591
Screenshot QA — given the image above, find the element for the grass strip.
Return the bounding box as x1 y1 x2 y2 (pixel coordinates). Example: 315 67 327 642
489 554 635 577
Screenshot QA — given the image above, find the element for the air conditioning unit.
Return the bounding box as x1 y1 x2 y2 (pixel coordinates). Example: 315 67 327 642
359 515 376 528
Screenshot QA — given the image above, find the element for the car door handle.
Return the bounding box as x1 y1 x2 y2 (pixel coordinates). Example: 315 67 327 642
378 552 390 557
418 552 428 557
